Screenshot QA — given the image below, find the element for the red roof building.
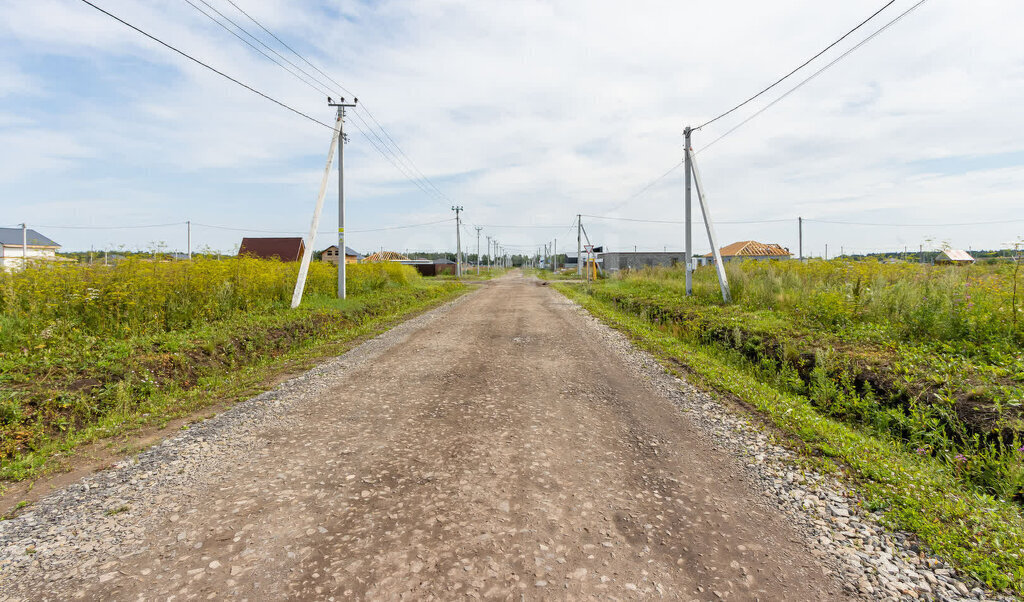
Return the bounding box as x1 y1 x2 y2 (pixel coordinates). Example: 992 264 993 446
237 237 305 261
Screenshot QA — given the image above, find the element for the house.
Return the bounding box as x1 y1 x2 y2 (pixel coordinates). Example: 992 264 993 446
934 249 975 265
321 245 364 265
363 251 410 262
0 227 61 271
237 237 304 261
598 251 683 272
705 240 791 264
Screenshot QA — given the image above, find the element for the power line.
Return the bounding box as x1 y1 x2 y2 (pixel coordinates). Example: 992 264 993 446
474 224 568 229
181 0 333 98
220 0 456 209
223 0 357 98
581 214 793 225
33 221 186 230
596 161 684 217
695 0 896 131
78 0 333 130
806 217 1024 227
699 0 932 154
192 218 453 234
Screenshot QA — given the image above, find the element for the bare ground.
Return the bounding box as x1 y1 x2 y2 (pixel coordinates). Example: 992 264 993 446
1 272 848 600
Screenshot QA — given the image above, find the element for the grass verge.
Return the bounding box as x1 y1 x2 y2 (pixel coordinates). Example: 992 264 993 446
556 282 1024 594
1 281 466 486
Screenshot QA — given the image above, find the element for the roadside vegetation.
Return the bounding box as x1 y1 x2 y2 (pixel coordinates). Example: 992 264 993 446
0 258 465 482
556 258 1024 593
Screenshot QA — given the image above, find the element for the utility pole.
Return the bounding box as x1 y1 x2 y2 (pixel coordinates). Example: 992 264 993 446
452 206 463 276
553 239 557 272
21 222 27 266
329 97 357 299
577 215 582 276
475 226 482 275
825 243 829 261
684 127 693 295
187 220 192 260
292 103 344 308
798 217 803 262
486 236 492 269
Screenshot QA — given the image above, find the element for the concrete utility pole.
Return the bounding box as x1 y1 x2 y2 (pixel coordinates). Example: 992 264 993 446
292 104 344 309
452 206 463 276
685 129 731 303
187 220 192 260
329 98 357 299
475 226 482 275
798 217 803 262
21 223 27 266
553 239 557 272
486 236 492 269
577 215 582 276
684 127 693 295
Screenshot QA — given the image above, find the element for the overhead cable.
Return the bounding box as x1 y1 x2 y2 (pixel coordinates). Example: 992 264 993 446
78 0 333 130
34 221 186 230
182 0 333 98
596 161 684 217
695 0 896 131
698 0 932 154
805 217 1024 227
220 0 456 208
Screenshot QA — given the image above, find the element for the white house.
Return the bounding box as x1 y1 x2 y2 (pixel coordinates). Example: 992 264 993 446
0 227 61 271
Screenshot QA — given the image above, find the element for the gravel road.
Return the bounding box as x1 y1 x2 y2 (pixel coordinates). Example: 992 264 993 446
0 272 1002 600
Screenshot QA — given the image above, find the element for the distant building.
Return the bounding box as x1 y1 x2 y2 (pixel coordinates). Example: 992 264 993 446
237 237 305 261
399 258 456 276
363 251 410 262
321 245 364 265
0 227 61 271
705 240 791 264
934 249 975 265
598 251 685 272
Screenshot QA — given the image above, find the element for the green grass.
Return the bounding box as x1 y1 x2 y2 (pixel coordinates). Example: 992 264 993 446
588 261 1024 503
1 259 467 483
556 279 1024 593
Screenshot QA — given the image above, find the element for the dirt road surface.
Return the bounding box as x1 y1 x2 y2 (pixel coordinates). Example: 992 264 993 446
1 272 849 600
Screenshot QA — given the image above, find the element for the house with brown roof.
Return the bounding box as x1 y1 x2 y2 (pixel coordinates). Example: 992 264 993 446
705 240 791 264
237 237 305 261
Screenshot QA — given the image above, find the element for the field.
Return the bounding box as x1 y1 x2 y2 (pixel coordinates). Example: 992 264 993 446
556 258 1024 592
0 258 465 482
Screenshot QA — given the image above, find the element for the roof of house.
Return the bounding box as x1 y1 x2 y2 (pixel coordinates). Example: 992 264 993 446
937 249 975 262
238 237 304 261
364 251 410 262
707 240 790 258
0 227 60 248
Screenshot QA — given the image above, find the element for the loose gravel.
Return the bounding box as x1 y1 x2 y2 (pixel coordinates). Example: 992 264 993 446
0 278 1015 601
565 295 1012 602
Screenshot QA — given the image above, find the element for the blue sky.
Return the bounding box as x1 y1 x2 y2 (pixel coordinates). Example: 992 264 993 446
2 0 1023 257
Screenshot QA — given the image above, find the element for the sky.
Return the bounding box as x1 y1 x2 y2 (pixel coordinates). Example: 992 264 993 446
1 0 1023 258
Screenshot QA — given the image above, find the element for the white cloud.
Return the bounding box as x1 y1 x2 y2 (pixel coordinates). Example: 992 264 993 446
1 0 1023 254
